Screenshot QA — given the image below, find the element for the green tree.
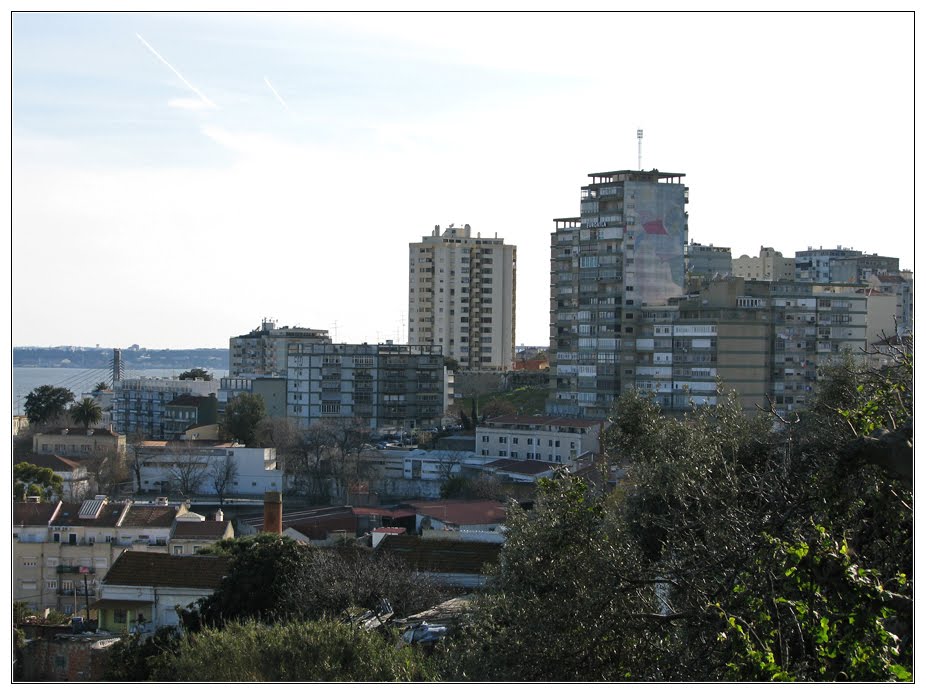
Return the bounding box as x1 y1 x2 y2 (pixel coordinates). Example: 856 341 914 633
178 368 212 380
180 534 315 629
182 534 445 633
14 462 64 501
148 619 437 681
441 475 654 681
102 626 182 681
93 381 109 392
223 394 266 447
70 397 103 428
23 385 75 426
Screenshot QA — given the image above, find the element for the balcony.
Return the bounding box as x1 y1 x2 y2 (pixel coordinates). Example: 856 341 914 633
56 565 95 574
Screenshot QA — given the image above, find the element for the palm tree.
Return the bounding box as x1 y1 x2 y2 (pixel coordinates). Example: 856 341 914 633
70 397 103 429
94 381 109 392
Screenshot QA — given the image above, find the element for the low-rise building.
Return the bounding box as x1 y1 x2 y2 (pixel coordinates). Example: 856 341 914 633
13 498 188 615
475 415 604 463
32 425 126 461
132 440 282 497
95 551 231 632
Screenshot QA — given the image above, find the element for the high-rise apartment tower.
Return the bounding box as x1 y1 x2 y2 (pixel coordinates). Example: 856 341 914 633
548 169 688 418
409 224 516 371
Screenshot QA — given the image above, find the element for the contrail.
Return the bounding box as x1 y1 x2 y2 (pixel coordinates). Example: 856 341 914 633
264 77 289 110
136 33 216 108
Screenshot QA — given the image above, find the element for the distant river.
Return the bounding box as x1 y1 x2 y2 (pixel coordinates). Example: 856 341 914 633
11 367 229 416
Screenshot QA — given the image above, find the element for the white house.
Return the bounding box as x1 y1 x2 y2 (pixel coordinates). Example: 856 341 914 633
133 441 283 497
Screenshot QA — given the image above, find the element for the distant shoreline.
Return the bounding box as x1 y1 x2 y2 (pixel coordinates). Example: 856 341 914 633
13 346 229 370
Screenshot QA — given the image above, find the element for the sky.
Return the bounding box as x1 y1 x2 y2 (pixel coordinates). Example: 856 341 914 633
10 10 917 349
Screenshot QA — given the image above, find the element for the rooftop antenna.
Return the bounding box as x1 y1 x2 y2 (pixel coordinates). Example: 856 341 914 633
637 129 643 170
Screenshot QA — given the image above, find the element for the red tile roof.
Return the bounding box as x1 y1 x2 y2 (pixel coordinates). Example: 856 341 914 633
51 502 128 528
171 521 232 540
377 536 500 575
401 500 507 526
120 505 179 528
13 501 60 526
102 551 231 589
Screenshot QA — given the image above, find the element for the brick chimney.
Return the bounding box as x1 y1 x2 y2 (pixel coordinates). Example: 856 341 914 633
263 491 282 535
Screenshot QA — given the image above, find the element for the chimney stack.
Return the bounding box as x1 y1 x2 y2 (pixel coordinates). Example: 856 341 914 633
214 509 224 522
263 491 282 535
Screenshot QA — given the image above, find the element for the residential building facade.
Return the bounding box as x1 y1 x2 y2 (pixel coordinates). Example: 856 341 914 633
13 498 185 615
732 247 796 282
132 441 282 496
32 426 126 462
409 224 516 371
161 394 218 440
286 342 446 433
795 246 861 283
218 376 288 420
686 241 732 283
112 378 218 440
548 169 689 418
475 415 604 463
229 318 330 377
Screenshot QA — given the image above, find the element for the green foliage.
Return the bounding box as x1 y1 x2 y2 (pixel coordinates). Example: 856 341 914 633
102 626 182 681
14 462 64 501
24 385 75 425
70 397 103 428
183 534 445 631
476 386 549 417
178 367 213 380
441 476 655 681
223 393 266 447
442 372 912 682
182 534 313 629
149 619 438 682
718 528 910 681
93 381 110 391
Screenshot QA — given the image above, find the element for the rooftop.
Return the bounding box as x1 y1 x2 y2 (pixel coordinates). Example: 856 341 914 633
399 500 507 527
14 501 61 526
481 415 605 429
102 551 231 589
377 535 500 575
18 453 83 473
171 520 232 540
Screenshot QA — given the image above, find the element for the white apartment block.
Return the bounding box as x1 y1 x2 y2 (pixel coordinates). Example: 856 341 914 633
409 224 516 371
475 416 604 464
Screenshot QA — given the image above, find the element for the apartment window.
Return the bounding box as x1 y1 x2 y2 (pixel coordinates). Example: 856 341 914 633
527 438 533 445
46 580 58 591
512 437 518 444
173 546 183 555
22 557 37 567
499 451 506 457
498 436 507 443
481 435 489 442
113 609 127 624
61 580 74 592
